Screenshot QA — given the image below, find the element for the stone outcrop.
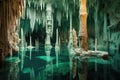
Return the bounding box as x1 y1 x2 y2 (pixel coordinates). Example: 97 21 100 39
0 0 24 60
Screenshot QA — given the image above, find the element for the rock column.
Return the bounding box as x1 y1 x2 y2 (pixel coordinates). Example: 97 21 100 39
79 0 88 51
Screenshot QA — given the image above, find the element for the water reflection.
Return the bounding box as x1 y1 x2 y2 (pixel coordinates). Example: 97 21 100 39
1 46 119 80
18 45 70 80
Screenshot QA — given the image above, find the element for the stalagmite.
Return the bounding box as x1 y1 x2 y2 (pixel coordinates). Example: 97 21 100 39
20 28 24 50
79 0 88 51
20 28 25 71
68 11 75 80
73 28 78 48
68 20 75 80
45 3 53 47
55 28 60 67
45 5 53 79
68 11 73 48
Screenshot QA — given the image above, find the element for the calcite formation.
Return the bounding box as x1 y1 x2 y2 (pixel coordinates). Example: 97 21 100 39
0 0 24 60
73 28 78 48
79 0 88 51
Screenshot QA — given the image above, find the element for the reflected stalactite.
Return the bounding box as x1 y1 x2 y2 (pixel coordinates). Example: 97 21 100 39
0 0 24 60
55 28 60 67
7 57 20 80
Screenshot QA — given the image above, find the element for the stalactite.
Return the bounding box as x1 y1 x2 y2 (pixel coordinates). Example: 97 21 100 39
74 0 75 5
0 0 24 60
70 11 73 33
26 7 30 19
28 0 31 7
51 14 54 37
36 11 41 24
56 28 59 46
66 4 69 20
42 0 45 10
103 13 107 41
42 11 46 28
40 0 43 10
56 11 62 27
30 8 36 32
94 2 99 39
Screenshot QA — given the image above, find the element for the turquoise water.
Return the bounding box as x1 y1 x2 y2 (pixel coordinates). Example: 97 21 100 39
1 45 120 80
19 45 70 80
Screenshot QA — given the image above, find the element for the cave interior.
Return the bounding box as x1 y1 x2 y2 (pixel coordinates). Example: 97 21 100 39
0 0 120 80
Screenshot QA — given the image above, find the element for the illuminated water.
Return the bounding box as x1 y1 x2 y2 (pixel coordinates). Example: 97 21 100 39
1 45 120 80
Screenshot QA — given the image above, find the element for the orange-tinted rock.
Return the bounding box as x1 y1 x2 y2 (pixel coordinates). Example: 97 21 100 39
0 0 24 60
79 0 88 51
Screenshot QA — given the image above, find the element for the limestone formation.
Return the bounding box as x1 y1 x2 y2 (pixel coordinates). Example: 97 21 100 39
73 28 78 48
0 0 24 60
79 0 88 51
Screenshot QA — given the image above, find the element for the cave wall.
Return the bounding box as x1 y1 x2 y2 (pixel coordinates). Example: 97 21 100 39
87 0 120 73
87 0 120 52
0 0 24 60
